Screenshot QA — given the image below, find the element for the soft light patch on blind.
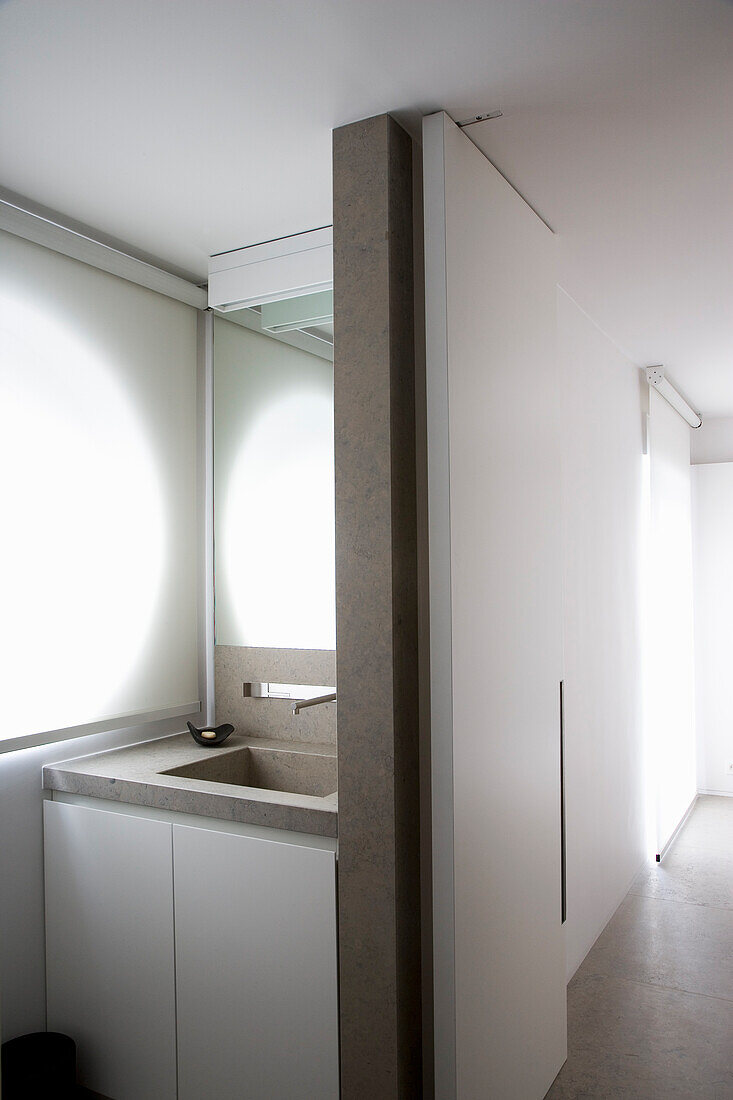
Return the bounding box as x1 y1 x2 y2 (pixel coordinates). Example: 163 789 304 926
644 390 697 854
223 392 335 649
0 232 199 740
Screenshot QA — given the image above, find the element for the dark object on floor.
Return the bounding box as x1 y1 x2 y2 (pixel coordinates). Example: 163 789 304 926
2 1031 78 1098
187 720 235 746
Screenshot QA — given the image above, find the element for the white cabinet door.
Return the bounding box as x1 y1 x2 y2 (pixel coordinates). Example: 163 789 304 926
424 111 567 1099
44 800 177 1100
173 823 339 1100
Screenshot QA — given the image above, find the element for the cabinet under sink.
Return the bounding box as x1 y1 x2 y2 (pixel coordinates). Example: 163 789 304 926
44 798 339 1099
161 744 337 797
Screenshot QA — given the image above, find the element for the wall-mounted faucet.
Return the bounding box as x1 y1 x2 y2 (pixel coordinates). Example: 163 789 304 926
242 682 336 715
243 682 333 700
292 692 337 716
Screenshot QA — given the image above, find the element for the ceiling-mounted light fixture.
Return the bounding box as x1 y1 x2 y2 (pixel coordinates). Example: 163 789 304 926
646 366 702 429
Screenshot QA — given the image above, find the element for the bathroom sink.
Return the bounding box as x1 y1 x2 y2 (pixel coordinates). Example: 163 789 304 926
161 745 337 798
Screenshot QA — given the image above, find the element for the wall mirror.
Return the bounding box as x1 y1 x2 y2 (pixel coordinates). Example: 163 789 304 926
209 230 335 650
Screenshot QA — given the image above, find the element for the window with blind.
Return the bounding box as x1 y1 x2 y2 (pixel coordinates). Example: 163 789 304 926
0 229 200 745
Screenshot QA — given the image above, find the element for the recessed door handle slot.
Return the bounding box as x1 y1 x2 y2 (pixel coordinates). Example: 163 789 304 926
560 679 567 925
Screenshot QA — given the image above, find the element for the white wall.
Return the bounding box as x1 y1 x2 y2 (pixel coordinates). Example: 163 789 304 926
558 289 646 979
691 416 733 464
646 389 697 852
692 462 733 796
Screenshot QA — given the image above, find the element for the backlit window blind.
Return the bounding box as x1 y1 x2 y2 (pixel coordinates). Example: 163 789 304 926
0 229 199 742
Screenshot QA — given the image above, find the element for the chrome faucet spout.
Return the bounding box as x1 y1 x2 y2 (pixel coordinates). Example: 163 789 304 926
292 692 337 716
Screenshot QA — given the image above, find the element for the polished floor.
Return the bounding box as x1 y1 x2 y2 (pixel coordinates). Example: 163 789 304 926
546 795 733 1099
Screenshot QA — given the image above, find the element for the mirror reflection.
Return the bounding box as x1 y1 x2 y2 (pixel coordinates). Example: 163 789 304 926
213 293 335 650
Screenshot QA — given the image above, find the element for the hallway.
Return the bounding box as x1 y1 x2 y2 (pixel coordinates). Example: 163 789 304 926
547 795 733 1098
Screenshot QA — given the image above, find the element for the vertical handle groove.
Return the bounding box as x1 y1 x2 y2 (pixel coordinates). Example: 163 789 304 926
560 680 567 924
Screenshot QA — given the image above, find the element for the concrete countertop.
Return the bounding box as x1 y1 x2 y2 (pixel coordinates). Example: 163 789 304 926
43 732 338 838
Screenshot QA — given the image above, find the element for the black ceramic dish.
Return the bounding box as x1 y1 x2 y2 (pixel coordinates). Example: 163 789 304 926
187 721 235 747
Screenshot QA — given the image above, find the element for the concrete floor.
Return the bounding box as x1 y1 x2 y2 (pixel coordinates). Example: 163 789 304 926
546 795 733 1099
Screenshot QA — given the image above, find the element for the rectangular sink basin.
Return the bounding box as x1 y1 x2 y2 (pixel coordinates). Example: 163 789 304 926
161 746 337 798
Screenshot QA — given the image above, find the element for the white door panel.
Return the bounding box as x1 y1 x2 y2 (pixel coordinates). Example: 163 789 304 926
44 800 177 1100
424 110 567 1099
173 823 339 1100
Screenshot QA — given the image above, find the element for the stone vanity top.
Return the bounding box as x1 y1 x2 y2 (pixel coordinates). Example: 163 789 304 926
43 733 338 838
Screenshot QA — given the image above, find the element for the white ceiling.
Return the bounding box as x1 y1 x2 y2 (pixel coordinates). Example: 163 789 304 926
2 0 732 412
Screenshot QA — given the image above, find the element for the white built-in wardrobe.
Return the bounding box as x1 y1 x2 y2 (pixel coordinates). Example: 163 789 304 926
423 111 567 1099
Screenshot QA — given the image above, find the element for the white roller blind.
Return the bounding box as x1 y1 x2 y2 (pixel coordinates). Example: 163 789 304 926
646 388 697 852
0 229 199 742
692 462 733 795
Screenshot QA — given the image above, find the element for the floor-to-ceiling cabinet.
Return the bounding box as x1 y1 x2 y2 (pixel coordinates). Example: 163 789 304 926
423 110 567 1099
